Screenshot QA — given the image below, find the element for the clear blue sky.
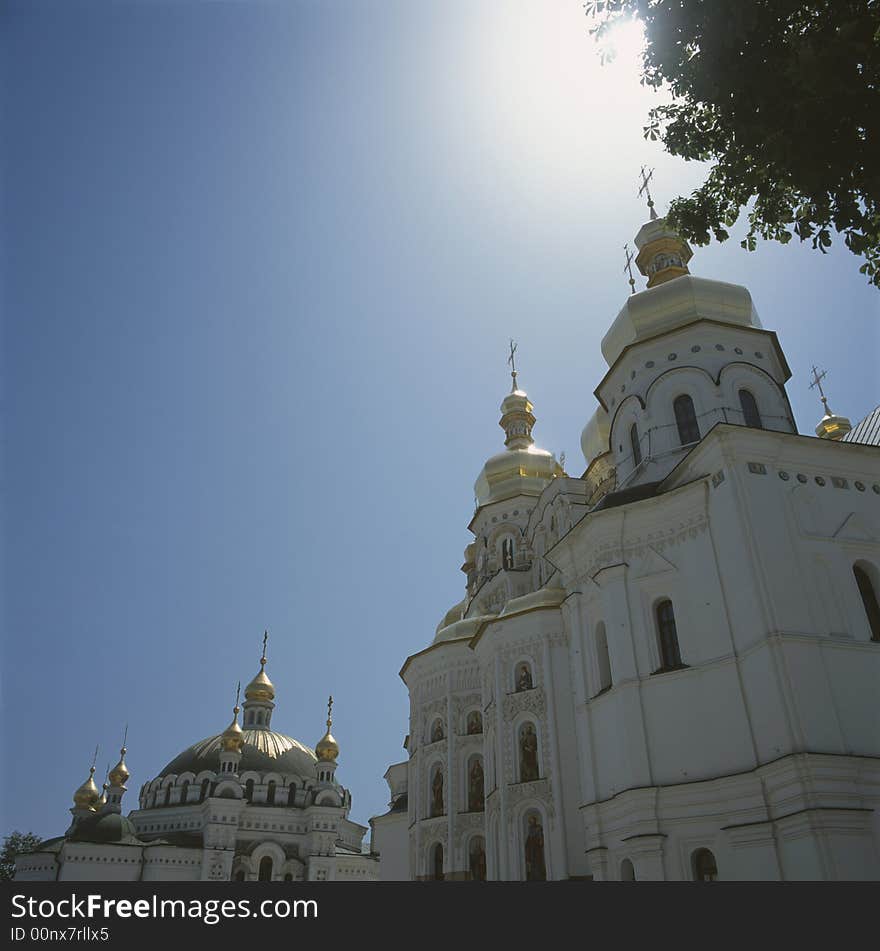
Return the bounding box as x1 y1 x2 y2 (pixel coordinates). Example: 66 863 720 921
2 0 877 839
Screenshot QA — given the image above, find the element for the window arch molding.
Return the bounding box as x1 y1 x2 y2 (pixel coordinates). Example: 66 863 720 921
853 560 880 642
652 596 685 672
718 362 794 432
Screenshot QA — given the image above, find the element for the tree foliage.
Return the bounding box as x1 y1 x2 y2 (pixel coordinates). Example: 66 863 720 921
1 830 42 880
585 1 880 286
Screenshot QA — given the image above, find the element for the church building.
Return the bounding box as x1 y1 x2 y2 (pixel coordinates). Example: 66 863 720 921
370 208 880 881
16 640 379 881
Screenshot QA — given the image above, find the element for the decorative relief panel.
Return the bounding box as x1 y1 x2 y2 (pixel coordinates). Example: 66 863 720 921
418 815 448 844
503 686 546 721
453 812 486 849
506 778 554 817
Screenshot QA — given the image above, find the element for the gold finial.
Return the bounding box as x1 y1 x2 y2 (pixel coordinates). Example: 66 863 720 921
245 634 275 703
108 726 130 788
221 682 245 752
810 365 832 415
810 365 852 440
507 338 519 392
638 166 658 220
624 243 637 294
73 748 101 810
315 694 339 762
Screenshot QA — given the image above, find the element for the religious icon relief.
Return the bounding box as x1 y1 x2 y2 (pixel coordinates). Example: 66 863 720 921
515 662 534 692
430 767 444 818
518 722 540 783
466 710 483 735
524 813 547 882
469 836 487 882
467 758 485 812
429 718 445 744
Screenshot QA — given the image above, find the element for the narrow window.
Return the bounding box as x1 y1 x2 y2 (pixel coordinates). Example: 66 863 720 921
630 423 642 467
595 622 612 692
245 779 254 802
854 566 880 641
693 848 718 882
180 781 189 804
163 785 171 806
258 856 273 882
502 537 515 570
287 784 296 806
655 599 683 669
674 394 700 445
234 869 245 882
621 858 635 881
267 780 276 805
739 389 762 428
200 778 210 802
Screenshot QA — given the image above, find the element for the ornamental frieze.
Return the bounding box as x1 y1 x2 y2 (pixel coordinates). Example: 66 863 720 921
418 815 448 844
503 686 546 721
452 812 486 848
506 778 554 816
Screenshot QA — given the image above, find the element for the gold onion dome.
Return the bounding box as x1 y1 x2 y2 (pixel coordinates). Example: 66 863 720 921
245 633 275 702
221 703 244 753
73 766 101 810
315 696 339 762
108 747 130 788
473 382 562 509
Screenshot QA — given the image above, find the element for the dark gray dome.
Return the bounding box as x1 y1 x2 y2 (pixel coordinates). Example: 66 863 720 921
69 813 143 845
159 728 318 779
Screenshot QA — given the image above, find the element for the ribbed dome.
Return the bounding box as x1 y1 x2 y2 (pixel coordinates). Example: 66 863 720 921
156 729 317 783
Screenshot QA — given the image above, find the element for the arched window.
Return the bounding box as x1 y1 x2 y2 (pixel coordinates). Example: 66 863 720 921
267 781 276 805
245 779 254 802
180 781 190 805
692 848 718 882
854 565 880 641
283 873 293 882
163 785 171 806
674 394 700 445
430 843 444 881
655 599 683 670
200 778 210 802
630 423 642 467
595 622 612 692
738 389 762 428
620 858 636 881
258 856 273 882
287 784 297 807
502 537 515 570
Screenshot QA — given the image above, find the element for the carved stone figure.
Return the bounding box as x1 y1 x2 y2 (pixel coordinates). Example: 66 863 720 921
524 814 546 881
519 722 539 782
468 759 485 812
467 711 483 735
431 769 444 817
517 664 533 692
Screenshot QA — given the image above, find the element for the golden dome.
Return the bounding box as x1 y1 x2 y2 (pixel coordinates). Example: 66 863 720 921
245 662 275 702
245 632 275 702
73 766 101 810
474 386 562 508
108 747 130 788
221 705 244 753
94 782 108 812
315 696 339 762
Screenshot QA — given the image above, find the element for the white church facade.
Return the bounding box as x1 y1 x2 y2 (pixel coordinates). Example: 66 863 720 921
16 643 379 882
370 213 880 881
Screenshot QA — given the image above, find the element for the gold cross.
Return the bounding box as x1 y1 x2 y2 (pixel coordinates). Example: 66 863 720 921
809 365 831 412
638 166 658 219
623 243 637 294
327 695 334 725
507 338 518 391
261 630 268 663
